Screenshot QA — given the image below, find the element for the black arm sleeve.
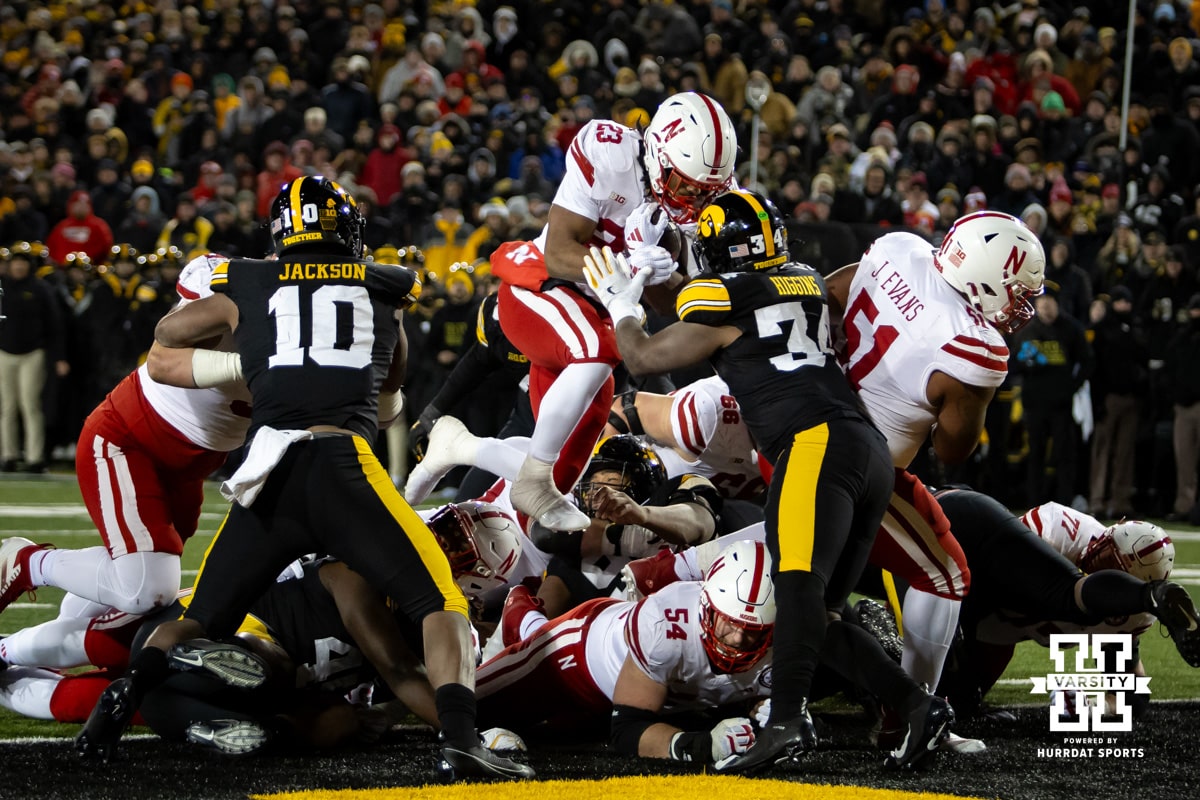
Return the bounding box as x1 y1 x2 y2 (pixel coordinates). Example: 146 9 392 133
609 704 662 756
427 341 501 412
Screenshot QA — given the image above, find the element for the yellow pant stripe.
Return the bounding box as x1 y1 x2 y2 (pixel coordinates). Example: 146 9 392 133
881 570 904 638
778 423 829 573
351 436 469 618
191 506 231 592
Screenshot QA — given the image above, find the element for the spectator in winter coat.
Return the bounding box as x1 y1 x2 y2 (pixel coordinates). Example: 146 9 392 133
46 191 114 264
358 124 410 206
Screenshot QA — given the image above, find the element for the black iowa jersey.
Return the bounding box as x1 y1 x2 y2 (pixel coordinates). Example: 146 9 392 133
675 264 867 463
476 293 529 380
211 255 418 440
248 559 375 693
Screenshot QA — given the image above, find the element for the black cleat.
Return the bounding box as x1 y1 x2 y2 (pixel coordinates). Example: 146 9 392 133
439 743 536 781
167 639 267 689
1149 581 1200 667
186 719 271 755
76 677 137 762
716 707 818 774
885 693 955 770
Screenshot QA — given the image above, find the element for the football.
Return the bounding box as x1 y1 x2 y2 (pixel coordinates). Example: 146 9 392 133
657 220 689 273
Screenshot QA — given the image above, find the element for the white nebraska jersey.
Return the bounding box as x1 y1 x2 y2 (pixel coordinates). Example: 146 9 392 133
137 253 253 452
532 119 644 263
974 503 1153 646
656 375 764 500
624 581 771 711
1020 502 1107 566
842 232 1009 467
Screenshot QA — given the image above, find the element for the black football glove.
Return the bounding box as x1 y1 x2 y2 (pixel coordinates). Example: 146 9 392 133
409 404 441 461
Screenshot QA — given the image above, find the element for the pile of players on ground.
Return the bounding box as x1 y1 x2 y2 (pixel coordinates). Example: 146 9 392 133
1 91 1198 782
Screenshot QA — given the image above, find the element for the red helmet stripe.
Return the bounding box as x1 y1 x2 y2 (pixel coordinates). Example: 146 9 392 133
743 542 765 613
1135 537 1170 560
694 93 725 176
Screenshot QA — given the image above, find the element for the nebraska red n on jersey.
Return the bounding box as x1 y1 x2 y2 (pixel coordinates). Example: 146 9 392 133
842 232 1010 467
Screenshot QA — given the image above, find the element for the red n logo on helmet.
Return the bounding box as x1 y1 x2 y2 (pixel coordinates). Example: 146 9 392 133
659 117 685 142
1003 245 1027 277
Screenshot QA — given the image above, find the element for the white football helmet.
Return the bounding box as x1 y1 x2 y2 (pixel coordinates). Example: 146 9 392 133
933 210 1046 333
642 91 737 224
1080 520 1174 582
427 501 524 595
700 540 775 673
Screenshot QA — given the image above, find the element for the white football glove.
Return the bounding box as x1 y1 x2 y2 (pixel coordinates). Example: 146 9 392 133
710 717 756 762
626 244 676 286
752 698 771 729
481 726 528 752
623 203 670 250
582 245 649 325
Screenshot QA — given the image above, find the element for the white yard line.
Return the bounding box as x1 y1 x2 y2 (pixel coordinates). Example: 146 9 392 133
0 734 157 746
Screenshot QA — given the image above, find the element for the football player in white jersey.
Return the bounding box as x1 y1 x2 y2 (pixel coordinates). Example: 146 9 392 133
474 541 773 765
930 488 1200 720
0 254 252 622
490 92 736 533
821 211 1046 697
603 375 767 501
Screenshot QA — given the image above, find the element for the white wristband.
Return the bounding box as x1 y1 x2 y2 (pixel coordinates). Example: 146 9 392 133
378 389 404 427
191 349 243 388
607 298 644 327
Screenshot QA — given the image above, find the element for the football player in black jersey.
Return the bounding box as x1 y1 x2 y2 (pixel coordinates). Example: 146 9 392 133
583 190 952 771
76 177 534 780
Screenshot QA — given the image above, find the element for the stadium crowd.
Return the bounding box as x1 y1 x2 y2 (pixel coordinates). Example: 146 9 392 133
4 0 1200 520
3 1 1200 779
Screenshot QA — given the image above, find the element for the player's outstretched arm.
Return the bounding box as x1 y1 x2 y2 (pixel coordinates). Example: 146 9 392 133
823 262 859 318
610 655 676 758
615 319 737 377
155 294 238 348
927 371 996 464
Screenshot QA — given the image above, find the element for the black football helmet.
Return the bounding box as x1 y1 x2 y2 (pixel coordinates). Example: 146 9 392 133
269 176 365 257
694 189 789 274
573 434 667 515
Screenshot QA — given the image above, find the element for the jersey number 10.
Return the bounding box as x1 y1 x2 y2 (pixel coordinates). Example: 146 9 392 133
268 285 374 369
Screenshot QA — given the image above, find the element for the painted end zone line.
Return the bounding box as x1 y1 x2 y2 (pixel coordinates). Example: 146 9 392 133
0 734 157 746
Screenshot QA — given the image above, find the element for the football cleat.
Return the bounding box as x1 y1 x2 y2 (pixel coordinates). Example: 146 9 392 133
167 639 268 689
403 416 479 504
619 548 682 601
1148 580 1200 667
853 599 903 664
0 537 47 614
186 719 271 755
76 676 138 761
939 732 986 754
509 456 591 532
498 585 545 651
715 706 818 774
885 693 955 770
439 742 536 781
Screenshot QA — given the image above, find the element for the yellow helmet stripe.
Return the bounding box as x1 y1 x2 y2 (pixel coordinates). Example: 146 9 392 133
289 176 306 232
737 190 775 258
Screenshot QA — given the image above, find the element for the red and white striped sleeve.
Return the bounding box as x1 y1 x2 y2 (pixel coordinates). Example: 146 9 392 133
932 331 1009 389
176 253 229 304
623 593 675 681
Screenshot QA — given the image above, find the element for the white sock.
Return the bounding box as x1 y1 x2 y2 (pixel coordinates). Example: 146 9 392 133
518 609 549 641
0 616 91 669
476 436 531 482
37 548 180 614
27 549 50 585
900 591 961 691
0 667 61 720
528 362 612 464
